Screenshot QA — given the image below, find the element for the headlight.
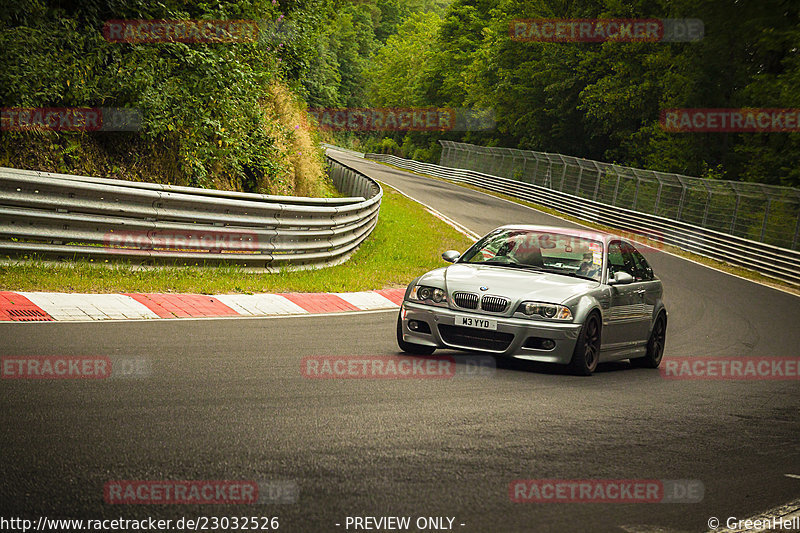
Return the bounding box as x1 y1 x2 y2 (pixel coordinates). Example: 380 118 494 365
518 301 573 321
409 285 447 305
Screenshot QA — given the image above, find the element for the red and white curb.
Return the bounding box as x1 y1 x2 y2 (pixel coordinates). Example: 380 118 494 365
0 289 405 322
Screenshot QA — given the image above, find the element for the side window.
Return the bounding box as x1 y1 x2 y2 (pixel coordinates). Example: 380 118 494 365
629 247 654 281
607 241 635 278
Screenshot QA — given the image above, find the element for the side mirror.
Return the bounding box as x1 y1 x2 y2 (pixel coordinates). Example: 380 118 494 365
442 250 461 263
608 271 634 285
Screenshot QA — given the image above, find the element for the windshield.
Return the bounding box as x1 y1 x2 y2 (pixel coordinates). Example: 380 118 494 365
459 228 603 281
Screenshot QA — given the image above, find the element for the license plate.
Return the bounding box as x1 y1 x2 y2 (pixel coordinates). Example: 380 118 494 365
455 315 497 330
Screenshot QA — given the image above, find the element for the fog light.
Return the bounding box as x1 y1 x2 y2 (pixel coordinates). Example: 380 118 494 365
408 320 420 331
524 337 557 350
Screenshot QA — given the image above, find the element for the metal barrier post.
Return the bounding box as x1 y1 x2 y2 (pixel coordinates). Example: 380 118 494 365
592 162 602 201
760 198 771 242
676 176 687 221
701 182 712 228
654 176 663 216
729 187 741 234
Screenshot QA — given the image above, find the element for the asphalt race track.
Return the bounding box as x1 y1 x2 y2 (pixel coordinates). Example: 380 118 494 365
2 151 799 532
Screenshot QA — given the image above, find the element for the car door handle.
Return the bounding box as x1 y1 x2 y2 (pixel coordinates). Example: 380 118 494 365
634 289 646 295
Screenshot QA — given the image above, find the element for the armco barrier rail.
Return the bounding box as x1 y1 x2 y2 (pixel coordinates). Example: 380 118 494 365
321 142 365 158
364 152 800 286
439 140 800 252
0 156 381 270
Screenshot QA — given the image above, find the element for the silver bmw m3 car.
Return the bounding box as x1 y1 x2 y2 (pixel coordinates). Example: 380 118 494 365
397 225 667 375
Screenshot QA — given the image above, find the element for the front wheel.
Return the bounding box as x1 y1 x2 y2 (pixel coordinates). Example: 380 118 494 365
568 313 601 376
396 314 436 355
631 312 666 368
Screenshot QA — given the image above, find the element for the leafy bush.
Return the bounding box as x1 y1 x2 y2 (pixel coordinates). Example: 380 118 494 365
0 0 333 195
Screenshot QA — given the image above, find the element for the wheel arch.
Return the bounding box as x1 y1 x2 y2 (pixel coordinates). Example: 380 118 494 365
568 294 605 326
649 303 668 335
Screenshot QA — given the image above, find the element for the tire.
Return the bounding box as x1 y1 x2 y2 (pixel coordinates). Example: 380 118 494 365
631 312 667 369
568 313 601 376
396 314 436 355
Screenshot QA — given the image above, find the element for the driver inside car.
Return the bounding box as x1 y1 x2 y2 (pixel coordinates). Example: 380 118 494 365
577 252 599 279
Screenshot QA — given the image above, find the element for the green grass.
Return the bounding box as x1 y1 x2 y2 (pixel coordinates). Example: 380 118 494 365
376 161 800 296
0 185 474 294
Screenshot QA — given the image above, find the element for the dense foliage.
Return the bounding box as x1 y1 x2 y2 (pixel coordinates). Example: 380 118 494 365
334 0 800 187
0 0 333 194
1 0 797 190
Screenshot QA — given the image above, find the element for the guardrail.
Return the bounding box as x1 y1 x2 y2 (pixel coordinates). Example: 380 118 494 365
364 152 800 286
0 156 382 270
439 140 800 252
321 143 365 158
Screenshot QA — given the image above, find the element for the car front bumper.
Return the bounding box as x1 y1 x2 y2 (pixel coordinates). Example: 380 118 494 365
400 301 584 365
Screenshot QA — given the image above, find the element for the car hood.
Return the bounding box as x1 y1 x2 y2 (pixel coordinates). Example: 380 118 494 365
418 263 598 305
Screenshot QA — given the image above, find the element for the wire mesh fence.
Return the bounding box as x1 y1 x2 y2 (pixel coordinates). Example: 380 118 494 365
439 140 800 251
